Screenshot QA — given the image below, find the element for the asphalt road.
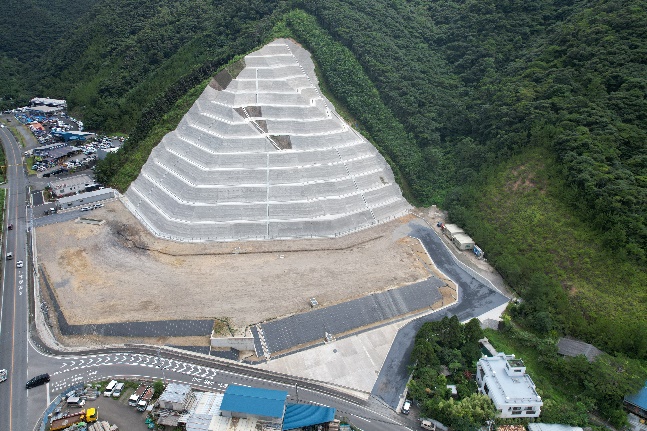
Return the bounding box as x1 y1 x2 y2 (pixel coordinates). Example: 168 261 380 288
0 125 31 431
371 223 509 408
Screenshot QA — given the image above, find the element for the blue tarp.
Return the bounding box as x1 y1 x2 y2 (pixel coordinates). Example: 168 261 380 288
282 403 336 430
625 382 647 410
220 385 288 419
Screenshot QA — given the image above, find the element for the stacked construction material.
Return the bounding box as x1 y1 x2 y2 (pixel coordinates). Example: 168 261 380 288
125 38 410 242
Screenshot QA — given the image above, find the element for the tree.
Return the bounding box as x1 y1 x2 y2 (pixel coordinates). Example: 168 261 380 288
153 379 165 398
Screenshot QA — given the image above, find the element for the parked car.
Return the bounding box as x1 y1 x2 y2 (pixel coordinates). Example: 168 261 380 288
0 369 7 383
402 400 411 415
16 260 23 268
80 207 91 212
8 223 13 230
25 373 50 389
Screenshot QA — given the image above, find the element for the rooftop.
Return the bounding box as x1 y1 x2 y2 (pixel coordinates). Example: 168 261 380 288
159 383 192 404
282 403 335 430
479 353 542 406
625 382 647 410
30 97 67 106
220 385 288 419
48 174 93 190
557 337 603 362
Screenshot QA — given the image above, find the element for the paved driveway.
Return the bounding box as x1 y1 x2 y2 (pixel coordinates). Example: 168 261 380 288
371 222 509 408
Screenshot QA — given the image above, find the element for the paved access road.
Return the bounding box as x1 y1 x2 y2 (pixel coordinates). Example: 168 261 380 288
372 222 509 408
0 125 31 431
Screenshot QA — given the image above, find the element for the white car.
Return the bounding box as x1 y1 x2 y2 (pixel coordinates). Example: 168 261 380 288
80 207 91 211
16 260 24 268
0 369 7 383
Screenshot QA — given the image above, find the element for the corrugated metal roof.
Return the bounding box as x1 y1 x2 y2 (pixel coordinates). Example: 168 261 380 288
528 423 584 431
159 383 192 404
556 338 603 362
220 385 287 419
282 403 335 430
625 383 647 410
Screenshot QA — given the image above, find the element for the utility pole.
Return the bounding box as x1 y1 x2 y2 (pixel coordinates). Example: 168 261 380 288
158 347 167 385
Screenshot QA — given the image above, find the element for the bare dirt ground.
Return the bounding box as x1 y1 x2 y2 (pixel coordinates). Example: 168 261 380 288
36 200 430 333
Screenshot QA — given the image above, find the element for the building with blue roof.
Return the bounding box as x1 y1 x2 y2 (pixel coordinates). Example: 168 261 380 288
624 382 647 419
220 385 288 428
282 403 336 430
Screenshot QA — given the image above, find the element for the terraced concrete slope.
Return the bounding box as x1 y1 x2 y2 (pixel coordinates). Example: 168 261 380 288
124 39 411 242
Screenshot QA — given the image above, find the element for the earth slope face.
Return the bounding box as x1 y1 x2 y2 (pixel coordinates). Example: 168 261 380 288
125 39 411 242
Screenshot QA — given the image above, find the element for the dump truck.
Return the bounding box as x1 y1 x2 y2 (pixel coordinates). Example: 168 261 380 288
137 387 154 411
129 384 149 407
50 408 97 431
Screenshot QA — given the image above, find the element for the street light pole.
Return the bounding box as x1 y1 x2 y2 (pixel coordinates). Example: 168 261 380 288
157 347 167 385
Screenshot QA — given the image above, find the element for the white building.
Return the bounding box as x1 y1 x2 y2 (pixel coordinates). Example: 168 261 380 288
476 353 543 418
158 383 195 412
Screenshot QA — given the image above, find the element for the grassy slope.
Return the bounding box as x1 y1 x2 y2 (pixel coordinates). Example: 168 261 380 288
459 145 647 357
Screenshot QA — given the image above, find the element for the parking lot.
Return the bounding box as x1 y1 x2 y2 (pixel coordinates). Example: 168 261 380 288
51 385 150 431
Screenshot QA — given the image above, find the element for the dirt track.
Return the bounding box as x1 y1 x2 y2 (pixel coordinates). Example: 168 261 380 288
36 200 429 331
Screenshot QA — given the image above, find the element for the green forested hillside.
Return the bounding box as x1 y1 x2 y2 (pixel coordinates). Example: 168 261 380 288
0 0 99 107
3 0 646 371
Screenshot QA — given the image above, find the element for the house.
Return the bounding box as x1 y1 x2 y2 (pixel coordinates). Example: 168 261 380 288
48 174 93 198
624 382 647 420
158 383 195 412
476 353 543 418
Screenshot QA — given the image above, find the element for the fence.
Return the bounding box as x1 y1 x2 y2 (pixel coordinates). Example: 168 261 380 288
37 382 85 431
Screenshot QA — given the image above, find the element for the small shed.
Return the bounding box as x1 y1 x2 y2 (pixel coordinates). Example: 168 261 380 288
556 338 603 362
452 233 475 250
443 224 464 240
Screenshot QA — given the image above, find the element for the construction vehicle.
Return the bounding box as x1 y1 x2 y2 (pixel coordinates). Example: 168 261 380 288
50 408 97 431
137 387 154 411
129 384 149 406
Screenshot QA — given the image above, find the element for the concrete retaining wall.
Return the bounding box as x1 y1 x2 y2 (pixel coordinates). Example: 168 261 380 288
210 336 256 351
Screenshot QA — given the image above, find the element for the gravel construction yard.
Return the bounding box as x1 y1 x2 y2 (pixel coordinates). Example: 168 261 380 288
36 200 429 332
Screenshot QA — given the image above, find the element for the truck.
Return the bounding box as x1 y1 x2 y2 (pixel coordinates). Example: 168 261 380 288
137 387 154 411
50 408 97 431
129 384 149 407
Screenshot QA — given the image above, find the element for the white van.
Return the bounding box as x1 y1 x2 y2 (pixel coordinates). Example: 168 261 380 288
112 382 125 398
103 380 118 397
